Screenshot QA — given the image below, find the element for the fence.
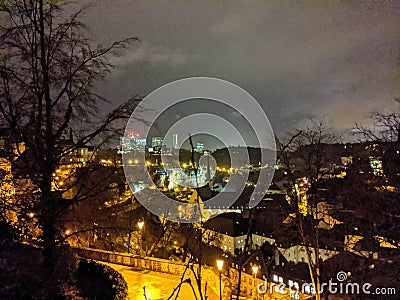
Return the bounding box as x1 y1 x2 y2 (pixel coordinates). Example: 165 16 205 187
72 247 228 299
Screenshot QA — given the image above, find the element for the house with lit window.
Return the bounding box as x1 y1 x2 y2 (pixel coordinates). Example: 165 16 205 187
203 212 276 255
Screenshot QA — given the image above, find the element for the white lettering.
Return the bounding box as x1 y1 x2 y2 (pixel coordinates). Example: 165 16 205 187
362 283 372 294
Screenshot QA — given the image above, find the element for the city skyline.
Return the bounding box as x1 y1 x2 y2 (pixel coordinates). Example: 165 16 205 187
0 1 399 299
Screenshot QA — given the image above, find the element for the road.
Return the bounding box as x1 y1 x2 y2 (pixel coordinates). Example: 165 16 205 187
105 263 219 300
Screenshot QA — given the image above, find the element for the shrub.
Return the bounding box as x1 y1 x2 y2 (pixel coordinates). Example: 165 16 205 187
76 259 128 300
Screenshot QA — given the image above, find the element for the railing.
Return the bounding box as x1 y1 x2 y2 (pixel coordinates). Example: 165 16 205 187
72 247 227 299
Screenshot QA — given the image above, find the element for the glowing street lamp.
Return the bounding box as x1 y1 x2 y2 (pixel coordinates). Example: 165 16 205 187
216 259 224 300
252 265 259 276
216 259 224 271
137 220 144 230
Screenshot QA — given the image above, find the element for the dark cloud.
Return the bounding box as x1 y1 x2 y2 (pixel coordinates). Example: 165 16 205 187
84 0 400 139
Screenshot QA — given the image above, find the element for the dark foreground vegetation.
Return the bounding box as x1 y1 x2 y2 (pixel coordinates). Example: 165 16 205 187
0 222 128 299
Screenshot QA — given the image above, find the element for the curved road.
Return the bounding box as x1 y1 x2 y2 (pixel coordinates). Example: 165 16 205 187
106 263 219 300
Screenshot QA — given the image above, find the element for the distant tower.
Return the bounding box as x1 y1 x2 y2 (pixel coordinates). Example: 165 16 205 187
173 134 179 149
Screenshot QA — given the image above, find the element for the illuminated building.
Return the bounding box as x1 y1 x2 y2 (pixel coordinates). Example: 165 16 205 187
196 142 204 152
151 137 163 147
119 137 133 153
172 134 179 149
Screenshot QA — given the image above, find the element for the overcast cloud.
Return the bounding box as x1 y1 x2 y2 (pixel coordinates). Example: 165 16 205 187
83 0 400 139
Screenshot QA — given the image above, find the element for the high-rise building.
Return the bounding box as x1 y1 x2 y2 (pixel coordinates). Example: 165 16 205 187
136 138 146 147
152 137 163 147
173 134 179 149
119 135 147 154
196 142 204 152
120 137 133 153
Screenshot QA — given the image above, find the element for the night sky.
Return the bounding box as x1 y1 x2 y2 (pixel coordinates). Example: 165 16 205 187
84 0 399 141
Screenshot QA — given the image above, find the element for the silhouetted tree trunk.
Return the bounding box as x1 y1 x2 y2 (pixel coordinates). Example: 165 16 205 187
0 0 137 296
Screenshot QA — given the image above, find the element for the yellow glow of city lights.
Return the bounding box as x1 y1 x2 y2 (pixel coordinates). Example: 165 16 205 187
182 163 187 168
28 212 34 218
146 161 151 166
59 181 63 186
216 259 224 271
134 159 139 164
65 229 71 235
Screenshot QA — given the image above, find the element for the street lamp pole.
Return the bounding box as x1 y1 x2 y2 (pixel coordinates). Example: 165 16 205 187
216 259 224 300
137 220 144 257
252 265 259 300
219 271 222 300
127 220 133 254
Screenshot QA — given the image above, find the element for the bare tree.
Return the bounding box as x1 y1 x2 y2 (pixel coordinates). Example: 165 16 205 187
0 0 138 296
355 99 400 143
277 120 338 299
354 99 400 188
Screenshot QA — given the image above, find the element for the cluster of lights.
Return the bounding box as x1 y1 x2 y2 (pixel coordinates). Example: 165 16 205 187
127 159 139 165
51 170 65 189
100 159 113 166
